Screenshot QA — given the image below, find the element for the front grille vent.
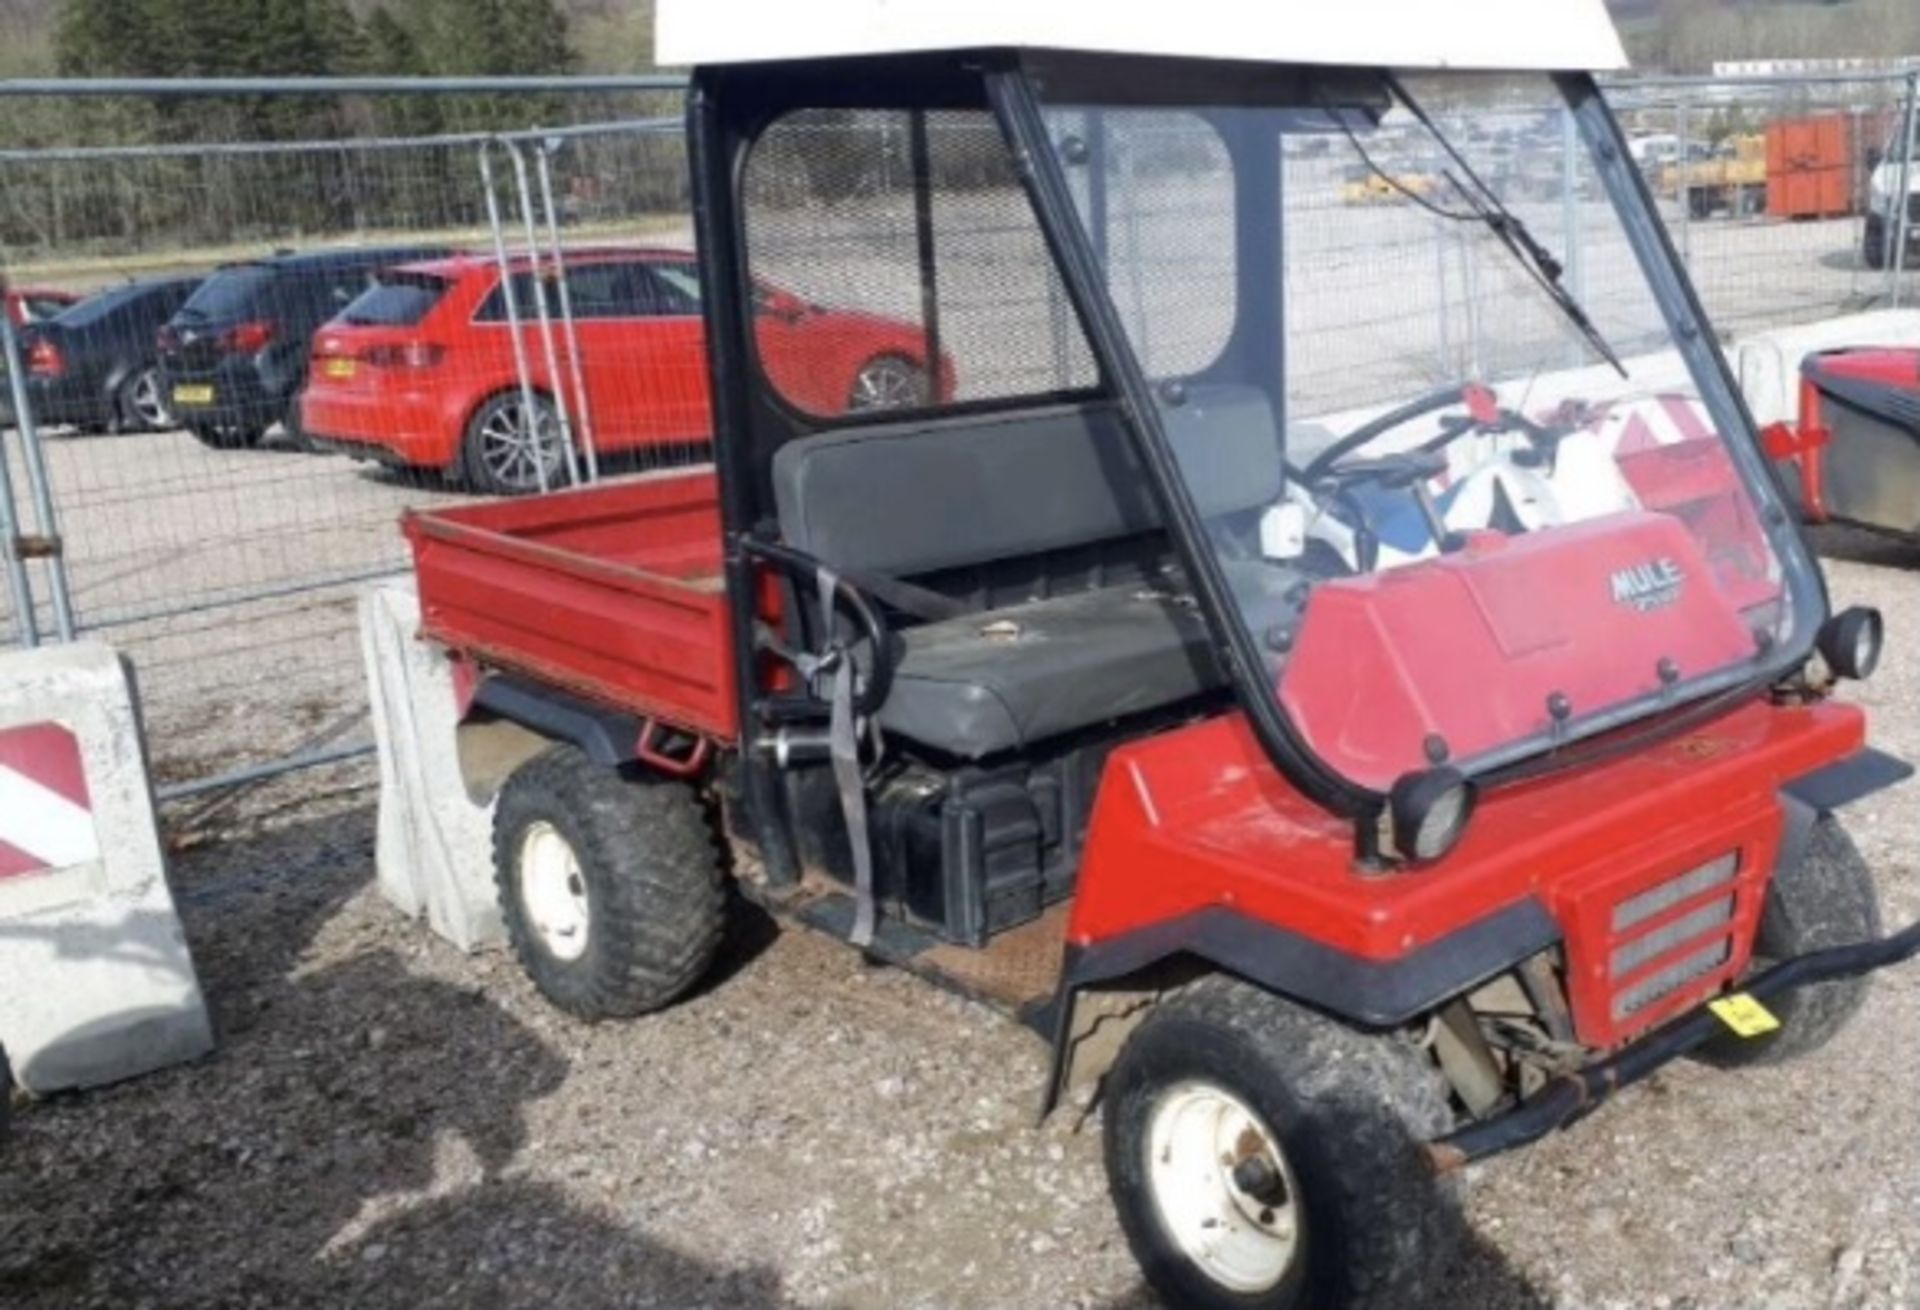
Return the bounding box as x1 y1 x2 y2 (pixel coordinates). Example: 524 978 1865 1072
1607 852 1742 1021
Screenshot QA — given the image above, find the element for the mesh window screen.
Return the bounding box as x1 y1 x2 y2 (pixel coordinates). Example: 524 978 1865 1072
1057 111 1237 380
743 108 1097 417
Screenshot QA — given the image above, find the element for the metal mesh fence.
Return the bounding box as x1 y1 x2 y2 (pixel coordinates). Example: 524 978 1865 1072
1606 71 1920 338
0 82 690 795
742 109 1096 411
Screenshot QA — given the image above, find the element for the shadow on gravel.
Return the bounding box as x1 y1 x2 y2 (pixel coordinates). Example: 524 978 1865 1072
1089 1225 1549 1310
1809 523 1920 571
0 804 798 1309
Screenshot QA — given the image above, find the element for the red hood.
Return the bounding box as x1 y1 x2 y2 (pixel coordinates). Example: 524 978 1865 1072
1282 511 1761 790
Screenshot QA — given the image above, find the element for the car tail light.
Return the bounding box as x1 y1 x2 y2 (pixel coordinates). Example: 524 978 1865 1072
26 337 64 378
156 325 180 353
220 320 276 355
362 342 446 370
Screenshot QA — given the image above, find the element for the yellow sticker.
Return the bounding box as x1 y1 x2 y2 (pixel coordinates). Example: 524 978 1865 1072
1709 993 1781 1039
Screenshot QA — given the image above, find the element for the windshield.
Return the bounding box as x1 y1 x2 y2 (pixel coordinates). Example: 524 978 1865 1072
1036 71 1818 791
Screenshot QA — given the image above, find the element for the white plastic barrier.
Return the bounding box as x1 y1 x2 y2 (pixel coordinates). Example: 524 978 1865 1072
0 642 212 1093
1731 309 1920 428
360 579 504 952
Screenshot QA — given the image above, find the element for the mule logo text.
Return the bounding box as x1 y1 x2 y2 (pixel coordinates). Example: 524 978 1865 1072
1610 558 1685 613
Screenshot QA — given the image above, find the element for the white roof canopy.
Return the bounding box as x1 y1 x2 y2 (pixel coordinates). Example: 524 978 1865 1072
657 1 1630 73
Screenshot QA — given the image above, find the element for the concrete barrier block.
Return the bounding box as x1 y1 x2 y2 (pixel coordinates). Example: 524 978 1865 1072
359 579 503 953
0 642 213 1094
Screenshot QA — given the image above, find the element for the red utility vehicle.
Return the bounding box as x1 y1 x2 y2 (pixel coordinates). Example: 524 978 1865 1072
402 6 1918 1307
304 247 947 495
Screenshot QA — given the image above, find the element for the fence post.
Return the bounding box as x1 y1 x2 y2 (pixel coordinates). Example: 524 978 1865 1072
0 421 41 648
477 141 555 495
501 139 583 488
532 137 600 483
0 309 74 642
1675 90 1693 270
1891 71 1919 307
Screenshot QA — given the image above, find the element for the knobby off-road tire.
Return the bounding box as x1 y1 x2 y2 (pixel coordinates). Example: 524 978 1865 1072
1104 976 1460 1310
1697 816 1880 1068
494 746 726 1022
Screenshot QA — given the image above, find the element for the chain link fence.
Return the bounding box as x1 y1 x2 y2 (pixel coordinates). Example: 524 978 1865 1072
0 78 690 802
2 70 1919 814
1606 70 1920 338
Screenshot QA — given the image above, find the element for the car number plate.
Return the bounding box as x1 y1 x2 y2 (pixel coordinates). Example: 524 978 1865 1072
172 384 216 406
323 359 358 380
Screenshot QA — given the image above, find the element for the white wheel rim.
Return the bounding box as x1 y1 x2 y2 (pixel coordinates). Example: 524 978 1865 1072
848 357 923 412
1146 1082 1303 1295
516 821 591 961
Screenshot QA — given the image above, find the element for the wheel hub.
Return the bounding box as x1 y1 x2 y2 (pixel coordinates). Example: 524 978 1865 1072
1146 1082 1302 1294
516 820 592 961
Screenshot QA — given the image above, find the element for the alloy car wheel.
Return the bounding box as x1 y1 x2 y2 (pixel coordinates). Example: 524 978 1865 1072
128 368 173 431
470 393 566 495
847 355 928 412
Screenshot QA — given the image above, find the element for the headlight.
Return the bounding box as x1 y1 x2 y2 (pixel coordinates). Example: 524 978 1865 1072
1818 607 1884 681
1389 767 1477 864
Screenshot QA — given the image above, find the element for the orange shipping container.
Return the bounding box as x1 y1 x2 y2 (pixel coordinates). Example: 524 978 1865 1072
1767 114 1856 220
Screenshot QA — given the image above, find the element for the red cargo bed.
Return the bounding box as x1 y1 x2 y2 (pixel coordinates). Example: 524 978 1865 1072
403 471 738 740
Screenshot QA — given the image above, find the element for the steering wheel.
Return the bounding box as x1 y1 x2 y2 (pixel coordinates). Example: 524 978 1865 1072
1302 382 1586 489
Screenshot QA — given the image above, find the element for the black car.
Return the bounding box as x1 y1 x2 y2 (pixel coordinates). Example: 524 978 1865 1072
157 246 450 450
14 277 201 434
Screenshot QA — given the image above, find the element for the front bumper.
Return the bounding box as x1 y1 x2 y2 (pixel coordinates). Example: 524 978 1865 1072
1428 912 1920 1170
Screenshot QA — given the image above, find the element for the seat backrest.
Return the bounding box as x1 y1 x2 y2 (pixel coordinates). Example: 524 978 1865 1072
772 385 1282 579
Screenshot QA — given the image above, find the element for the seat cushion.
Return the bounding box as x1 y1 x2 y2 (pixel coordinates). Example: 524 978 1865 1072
877 584 1224 759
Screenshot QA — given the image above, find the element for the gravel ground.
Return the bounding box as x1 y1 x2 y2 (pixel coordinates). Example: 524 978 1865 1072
0 530 1916 1310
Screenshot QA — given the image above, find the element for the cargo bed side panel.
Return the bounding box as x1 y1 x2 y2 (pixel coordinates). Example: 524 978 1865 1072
405 474 738 740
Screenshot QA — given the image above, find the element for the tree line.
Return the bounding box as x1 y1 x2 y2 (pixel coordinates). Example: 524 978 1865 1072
0 0 688 262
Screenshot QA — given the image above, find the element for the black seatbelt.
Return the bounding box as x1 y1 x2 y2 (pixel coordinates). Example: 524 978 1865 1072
834 564 970 623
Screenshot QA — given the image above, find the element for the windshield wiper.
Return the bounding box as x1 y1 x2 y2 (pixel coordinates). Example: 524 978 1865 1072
1384 75 1628 379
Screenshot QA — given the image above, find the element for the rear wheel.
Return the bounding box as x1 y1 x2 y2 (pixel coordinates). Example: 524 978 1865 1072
186 421 265 450
493 746 726 1021
462 390 568 496
279 394 320 453
1864 217 1890 271
1104 977 1459 1310
114 367 173 433
1697 816 1880 1068
847 354 928 413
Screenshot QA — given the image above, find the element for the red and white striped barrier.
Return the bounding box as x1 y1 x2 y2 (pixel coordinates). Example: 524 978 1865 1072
0 642 212 1093
0 723 103 881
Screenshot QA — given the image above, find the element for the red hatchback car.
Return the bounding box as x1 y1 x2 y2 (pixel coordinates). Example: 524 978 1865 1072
302 248 946 494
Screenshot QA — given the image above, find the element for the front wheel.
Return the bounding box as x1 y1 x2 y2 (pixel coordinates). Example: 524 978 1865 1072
1696 816 1880 1068
1104 977 1459 1310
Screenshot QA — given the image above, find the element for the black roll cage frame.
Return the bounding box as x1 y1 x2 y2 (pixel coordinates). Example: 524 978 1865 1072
685 51 1831 864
